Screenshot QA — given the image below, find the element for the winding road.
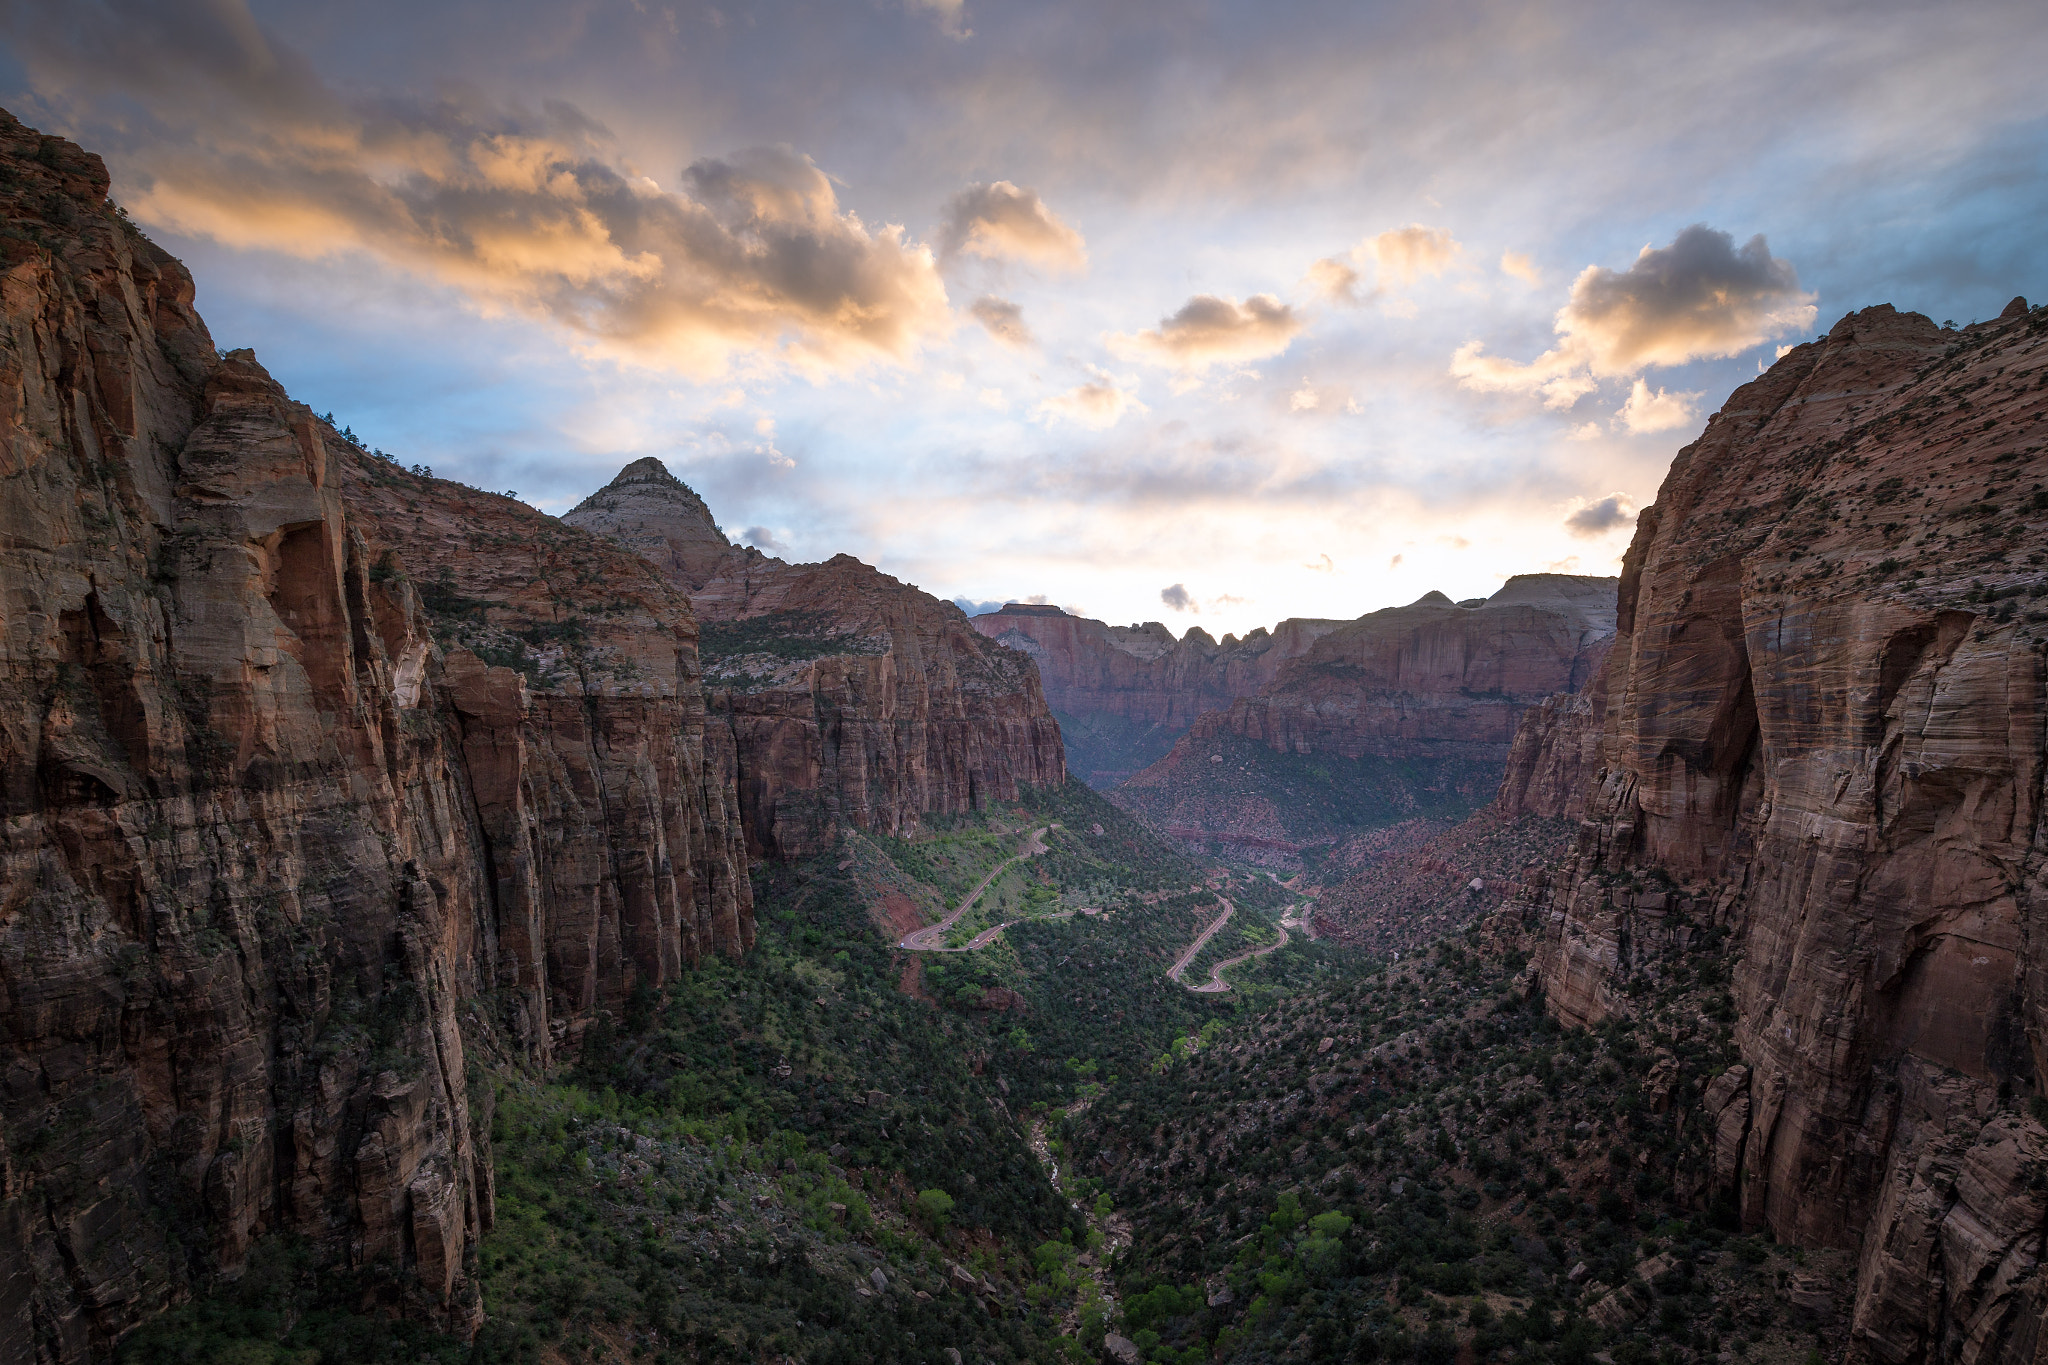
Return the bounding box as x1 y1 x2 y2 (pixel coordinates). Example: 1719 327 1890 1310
1166 897 1236 984
1170 899 1314 993
896 824 1056 951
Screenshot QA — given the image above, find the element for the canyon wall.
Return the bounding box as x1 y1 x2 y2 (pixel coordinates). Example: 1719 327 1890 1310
0 116 750 1363
968 604 1347 785
566 463 1066 858
1522 300 2048 1364
1111 575 1616 860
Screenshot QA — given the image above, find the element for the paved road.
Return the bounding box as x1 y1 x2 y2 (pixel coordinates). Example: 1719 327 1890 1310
1165 897 1235 984
1174 901 1314 993
897 825 1055 951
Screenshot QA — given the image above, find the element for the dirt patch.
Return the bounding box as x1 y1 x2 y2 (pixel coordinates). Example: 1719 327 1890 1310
876 890 925 938
896 953 932 1001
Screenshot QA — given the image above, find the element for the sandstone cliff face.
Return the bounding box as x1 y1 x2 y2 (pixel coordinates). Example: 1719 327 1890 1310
1112 575 1616 859
1495 645 1612 820
0 115 749 1362
1522 301 2048 1365
566 463 1066 858
968 604 1347 785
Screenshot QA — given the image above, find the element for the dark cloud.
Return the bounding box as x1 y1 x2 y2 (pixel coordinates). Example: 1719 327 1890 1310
1160 583 1197 612
1564 493 1636 537
939 181 1085 269
739 524 788 553
1453 225 1816 400
970 295 1033 347
1111 294 1301 370
1561 225 1814 371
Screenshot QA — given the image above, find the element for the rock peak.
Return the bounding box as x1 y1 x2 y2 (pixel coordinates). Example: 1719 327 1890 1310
610 456 685 488
563 459 730 589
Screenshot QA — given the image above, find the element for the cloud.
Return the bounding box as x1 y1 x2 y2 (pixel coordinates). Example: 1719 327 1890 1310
1035 368 1145 429
740 525 788 554
1109 294 1301 371
20 0 949 379
754 416 796 468
1614 379 1702 434
1288 378 1359 414
953 596 1006 616
1304 553 1335 573
1308 225 1458 304
1452 225 1816 398
1306 256 1366 304
1364 225 1460 284
1500 252 1540 285
905 0 972 38
939 182 1086 270
1160 583 1197 613
1564 493 1637 538
969 294 1033 347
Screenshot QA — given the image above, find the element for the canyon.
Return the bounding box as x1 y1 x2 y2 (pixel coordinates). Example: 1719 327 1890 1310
5 102 2048 1365
1507 298 2048 1364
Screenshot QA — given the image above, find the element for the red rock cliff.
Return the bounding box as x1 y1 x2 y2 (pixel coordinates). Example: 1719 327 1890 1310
969 604 1347 785
565 464 1066 858
1113 575 1616 855
1525 301 2048 1364
0 115 750 1362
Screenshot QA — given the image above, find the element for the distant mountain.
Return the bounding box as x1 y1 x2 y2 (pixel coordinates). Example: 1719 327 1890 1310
1109 575 1618 864
566 462 1065 857
970 604 1347 786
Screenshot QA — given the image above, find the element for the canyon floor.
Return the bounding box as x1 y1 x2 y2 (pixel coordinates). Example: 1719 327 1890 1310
116 782 1861 1365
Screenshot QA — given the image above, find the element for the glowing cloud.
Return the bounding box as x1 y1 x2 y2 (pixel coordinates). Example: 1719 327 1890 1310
1109 294 1301 371
1306 256 1365 304
1500 252 1540 284
28 3 951 379
1036 369 1145 429
1614 379 1703 434
939 181 1086 270
1365 224 1461 284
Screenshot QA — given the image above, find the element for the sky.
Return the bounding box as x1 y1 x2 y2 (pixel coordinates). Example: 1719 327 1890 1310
4 0 2044 639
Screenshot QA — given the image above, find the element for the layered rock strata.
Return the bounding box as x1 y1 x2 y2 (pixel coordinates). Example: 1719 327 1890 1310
1521 301 2048 1364
0 115 749 1362
566 463 1066 858
1113 575 1616 857
968 604 1347 785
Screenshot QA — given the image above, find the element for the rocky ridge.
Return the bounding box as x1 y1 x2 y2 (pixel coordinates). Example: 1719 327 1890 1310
1510 300 2048 1364
0 114 752 1362
566 462 1066 858
969 604 1347 786
1112 575 1617 861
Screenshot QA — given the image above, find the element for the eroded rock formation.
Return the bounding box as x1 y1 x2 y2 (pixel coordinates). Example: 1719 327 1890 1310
566 462 1066 858
968 604 1347 785
0 115 749 1362
1112 575 1617 859
1521 301 2048 1364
